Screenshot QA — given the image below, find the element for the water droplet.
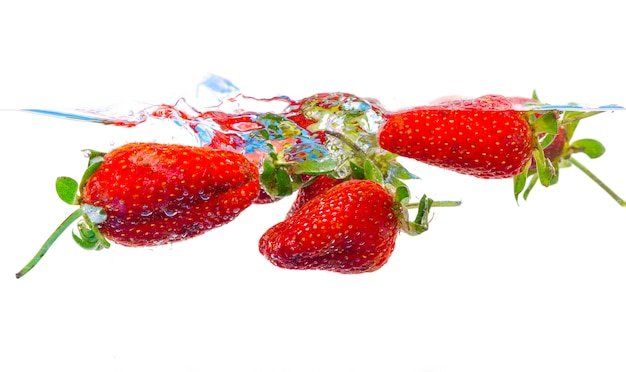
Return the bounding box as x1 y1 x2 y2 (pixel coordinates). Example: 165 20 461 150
163 209 178 217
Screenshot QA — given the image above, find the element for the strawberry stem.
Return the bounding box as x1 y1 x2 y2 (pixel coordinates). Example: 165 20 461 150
405 200 462 208
568 157 626 207
323 130 367 157
16 208 83 278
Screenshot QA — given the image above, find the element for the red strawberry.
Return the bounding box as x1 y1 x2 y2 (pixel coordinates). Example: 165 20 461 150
286 175 344 217
81 143 260 246
17 142 260 278
259 179 401 274
377 95 534 179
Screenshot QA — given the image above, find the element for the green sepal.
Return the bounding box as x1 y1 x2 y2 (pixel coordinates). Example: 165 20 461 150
82 149 107 165
79 157 104 191
294 157 338 174
513 166 528 203
394 185 410 204
72 221 98 249
71 216 110 251
533 146 556 187
531 111 559 135
260 154 296 198
275 168 293 197
522 174 539 201
402 195 433 236
571 139 605 159
539 132 557 149
260 156 280 198
387 161 418 180
56 176 80 205
349 161 365 179
414 195 433 226
364 158 384 184
73 205 110 250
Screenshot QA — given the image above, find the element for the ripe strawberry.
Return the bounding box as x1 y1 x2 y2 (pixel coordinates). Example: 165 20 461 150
377 95 534 179
259 180 401 274
17 142 260 278
81 143 260 246
285 175 344 217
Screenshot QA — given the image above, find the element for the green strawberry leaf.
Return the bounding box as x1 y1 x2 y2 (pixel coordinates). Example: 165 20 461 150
260 154 297 197
72 217 110 251
260 157 279 197
79 158 104 192
275 168 293 197
539 132 557 149
349 161 365 179
394 184 410 204
571 139 605 159
531 111 558 135
402 195 433 236
522 174 539 200
364 158 384 184
294 157 338 174
82 149 107 165
533 147 556 187
56 176 79 205
513 169 528 203
72 222 98 249
387 161 418 180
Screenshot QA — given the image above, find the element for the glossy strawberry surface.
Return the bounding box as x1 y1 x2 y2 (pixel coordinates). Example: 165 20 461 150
378 95 534 179
286 175 344 218
82 142 260 246
259 180 400 274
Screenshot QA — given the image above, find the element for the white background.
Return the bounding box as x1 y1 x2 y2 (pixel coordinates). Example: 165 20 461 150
2 1 626 371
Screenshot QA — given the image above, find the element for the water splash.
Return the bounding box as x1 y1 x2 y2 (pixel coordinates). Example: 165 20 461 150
19 77 390 176
18 75 625 173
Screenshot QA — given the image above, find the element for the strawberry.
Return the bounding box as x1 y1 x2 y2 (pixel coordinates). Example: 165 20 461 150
81 143 260 246
16 142 260 278
377 95 534 179
285 175 344 217
259 180 401 274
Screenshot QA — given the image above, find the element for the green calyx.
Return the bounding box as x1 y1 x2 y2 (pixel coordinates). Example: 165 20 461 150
514 93 624 207
256 94 461 237
16 150 110 279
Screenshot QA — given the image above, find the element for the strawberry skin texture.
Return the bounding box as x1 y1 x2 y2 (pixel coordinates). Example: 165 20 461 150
259 179 400 274
286 175 344 218
81 142 260 246
377 95 534 179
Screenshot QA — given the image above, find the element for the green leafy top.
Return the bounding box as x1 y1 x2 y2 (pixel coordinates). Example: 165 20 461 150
257 93 461 236
15 151 110 279
513 93 624 206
